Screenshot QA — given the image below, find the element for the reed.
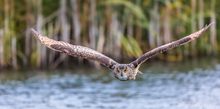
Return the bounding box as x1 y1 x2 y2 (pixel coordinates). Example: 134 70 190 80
0 0 218 70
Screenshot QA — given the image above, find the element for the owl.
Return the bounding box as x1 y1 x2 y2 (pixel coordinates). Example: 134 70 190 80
31 22 213 81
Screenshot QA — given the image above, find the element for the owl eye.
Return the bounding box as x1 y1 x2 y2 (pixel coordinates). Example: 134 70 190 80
124 68 127 72
116 68 120 72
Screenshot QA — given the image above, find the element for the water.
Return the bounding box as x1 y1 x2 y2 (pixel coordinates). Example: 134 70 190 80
0 59 220 109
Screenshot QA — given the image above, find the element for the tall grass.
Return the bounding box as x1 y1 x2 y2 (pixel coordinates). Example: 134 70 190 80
0 0 218 70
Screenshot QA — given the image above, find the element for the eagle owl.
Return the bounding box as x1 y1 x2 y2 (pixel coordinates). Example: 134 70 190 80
31 22 213 81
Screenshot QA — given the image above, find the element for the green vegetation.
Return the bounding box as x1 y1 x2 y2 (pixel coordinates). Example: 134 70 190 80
0 0 219 70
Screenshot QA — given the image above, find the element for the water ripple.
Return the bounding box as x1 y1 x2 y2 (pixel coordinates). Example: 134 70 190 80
0 63 220 109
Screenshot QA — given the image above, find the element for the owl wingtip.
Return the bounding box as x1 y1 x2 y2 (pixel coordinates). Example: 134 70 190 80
209 21 215 25
30 28 41 38
205 22 215 29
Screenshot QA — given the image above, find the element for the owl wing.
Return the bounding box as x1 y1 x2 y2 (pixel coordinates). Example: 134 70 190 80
31 29 118 69
130 22 213 67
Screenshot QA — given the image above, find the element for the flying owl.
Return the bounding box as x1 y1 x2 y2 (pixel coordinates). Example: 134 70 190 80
31 22 213 81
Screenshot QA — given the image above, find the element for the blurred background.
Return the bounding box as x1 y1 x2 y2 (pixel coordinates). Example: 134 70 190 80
0 0 220 109
0 0 219 70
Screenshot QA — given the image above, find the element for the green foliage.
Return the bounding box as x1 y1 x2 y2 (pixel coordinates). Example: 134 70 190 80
121 36 143 57
42 0 60 16
101 0 148 28
101 0 146 19
0 0 219 69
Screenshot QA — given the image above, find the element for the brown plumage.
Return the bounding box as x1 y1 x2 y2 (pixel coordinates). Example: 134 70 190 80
31 22 213 81
31 29 118 69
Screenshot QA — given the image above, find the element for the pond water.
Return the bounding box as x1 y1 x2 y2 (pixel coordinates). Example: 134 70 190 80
0 58 220 109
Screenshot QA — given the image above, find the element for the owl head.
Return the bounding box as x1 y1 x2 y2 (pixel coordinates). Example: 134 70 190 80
113 64 139 81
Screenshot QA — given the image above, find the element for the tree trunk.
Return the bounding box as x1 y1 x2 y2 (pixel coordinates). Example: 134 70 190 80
71 0 81 44
0 29 3 68
105 6 112 55
210 0 217 54
163 0 171 44
35 0 45 68
198 0 205 55
190 0 196 56
198 0 204 28
97 24 105 53
11 37 17 69
89 0 97 49
3 0 10 67
134 0 142 43
152 2 161 47
148 18 155 48
110 14 121 60
24 0 34 67
127 23 133 38
149 2 160 51
54 0 69 68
